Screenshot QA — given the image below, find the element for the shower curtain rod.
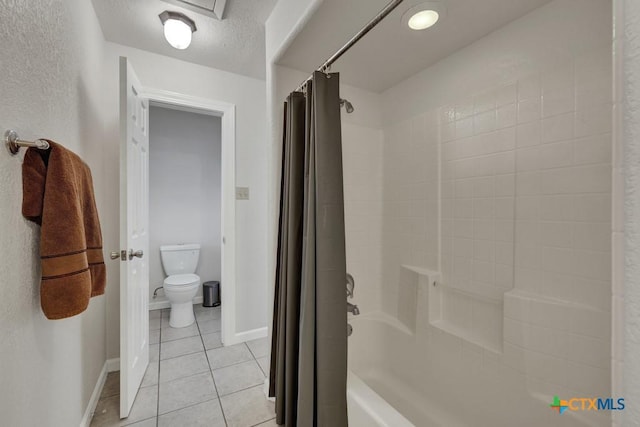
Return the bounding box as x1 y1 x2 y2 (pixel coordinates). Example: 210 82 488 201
291 0 405 93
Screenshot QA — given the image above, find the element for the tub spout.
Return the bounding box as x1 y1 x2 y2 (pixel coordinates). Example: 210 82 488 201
347 302 360 315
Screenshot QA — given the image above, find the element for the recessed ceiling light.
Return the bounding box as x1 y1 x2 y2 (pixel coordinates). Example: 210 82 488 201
408 10 439 30
402 2 446 32
159 11 197 50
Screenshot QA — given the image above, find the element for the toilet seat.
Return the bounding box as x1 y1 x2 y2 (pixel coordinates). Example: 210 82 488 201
164 273 200 289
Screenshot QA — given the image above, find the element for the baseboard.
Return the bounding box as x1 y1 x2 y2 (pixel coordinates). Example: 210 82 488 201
106 358 120 372
79 361 108 427
149 300 169 310
149 296 203 311
226 326 268 346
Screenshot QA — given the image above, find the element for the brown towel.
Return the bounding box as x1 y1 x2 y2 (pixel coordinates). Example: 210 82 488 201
22 140 106 320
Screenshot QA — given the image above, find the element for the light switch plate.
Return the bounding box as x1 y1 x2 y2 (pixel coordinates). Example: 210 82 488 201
236 187 250 200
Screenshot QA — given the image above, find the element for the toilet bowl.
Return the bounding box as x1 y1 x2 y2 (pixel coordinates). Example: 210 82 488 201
160 244 201 328
164 273 200 328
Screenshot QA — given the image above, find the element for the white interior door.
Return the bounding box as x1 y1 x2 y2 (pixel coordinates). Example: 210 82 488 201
119 56 150 418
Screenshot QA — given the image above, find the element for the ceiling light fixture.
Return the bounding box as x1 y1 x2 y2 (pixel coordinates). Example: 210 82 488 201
408 10 439 30
402 2 446 31
159 11 197 50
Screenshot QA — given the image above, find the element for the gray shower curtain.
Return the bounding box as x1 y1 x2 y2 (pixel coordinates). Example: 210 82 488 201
269 71 348 427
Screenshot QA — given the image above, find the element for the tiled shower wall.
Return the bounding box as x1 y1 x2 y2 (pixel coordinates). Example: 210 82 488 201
378 0 612 415
439 46 612 306
343 122 385 313
381 110 440 314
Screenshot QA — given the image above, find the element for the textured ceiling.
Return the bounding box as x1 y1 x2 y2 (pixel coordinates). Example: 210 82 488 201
278 0 553 92
92 0 277 79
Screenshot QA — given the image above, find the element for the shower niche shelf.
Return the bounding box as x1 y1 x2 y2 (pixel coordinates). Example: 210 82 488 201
397 265 504 354
428 279 504 354
398 265 441 333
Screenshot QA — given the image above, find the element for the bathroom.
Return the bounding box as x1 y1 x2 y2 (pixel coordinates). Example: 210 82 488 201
0 0 638 426
147 105 222 320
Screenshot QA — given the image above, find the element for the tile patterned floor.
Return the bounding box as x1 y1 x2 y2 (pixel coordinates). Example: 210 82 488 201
90 306 276 427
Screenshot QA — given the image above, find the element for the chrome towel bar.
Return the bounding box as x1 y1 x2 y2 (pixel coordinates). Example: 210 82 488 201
5 130 50 155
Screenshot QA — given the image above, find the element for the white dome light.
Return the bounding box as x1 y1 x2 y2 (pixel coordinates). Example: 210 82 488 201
164 19 192 49
408 10 439 30
159 11 197 50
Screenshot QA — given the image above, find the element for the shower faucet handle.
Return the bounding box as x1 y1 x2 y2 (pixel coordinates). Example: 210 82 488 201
346 273 355 298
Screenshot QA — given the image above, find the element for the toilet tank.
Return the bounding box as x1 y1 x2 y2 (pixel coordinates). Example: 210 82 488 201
160 243 200 275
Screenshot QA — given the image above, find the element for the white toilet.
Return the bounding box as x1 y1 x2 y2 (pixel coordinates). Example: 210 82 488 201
160 243 201 328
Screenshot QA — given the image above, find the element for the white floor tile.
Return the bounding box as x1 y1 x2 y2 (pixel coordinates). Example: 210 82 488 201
127 418 157 427
254 419 278 427
202 332 223 350
141 362 159 387
160 352 209 384
100 372 119 399
149 329 160 345
197 318 221 334
195 307 221 322
161 323 199 342
246 337 270 358
160 335 204 360
206 344 253 370
149 344 160 363
94 306 278 427
220 385 276 427
213 360 265 396
149 317 161 331
256 356 269 377
158 372 217 415
158 400 225 427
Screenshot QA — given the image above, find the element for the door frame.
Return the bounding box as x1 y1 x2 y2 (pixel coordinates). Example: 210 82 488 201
137 87 237 345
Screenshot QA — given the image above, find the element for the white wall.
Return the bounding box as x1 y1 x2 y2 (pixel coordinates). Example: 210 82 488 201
265 0 321 64
148 106 222 303
265 0 324 337
0 0 108 425
102 42 269 358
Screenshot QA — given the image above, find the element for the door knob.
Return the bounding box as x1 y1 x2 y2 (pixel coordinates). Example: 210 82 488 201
110 251 125 260
128 249 144 260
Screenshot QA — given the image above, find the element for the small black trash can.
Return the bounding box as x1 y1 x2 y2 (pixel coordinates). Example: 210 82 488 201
203 281 220 307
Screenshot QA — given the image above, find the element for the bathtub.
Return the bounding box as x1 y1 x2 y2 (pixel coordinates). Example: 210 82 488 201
347 372 415 427
346 312 604 427
346 312 455 427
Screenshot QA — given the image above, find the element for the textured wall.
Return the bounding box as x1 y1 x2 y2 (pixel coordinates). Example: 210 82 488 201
0 0 107 425
148 107 222 302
